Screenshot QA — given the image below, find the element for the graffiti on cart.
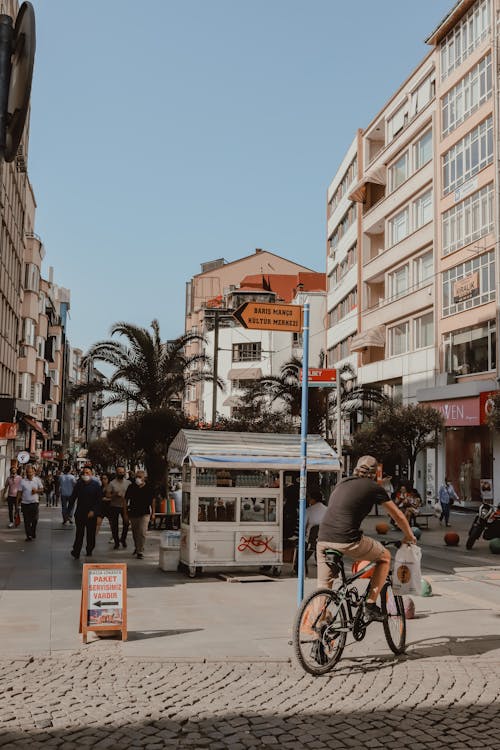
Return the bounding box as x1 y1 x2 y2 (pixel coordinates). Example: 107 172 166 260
237 534 277 554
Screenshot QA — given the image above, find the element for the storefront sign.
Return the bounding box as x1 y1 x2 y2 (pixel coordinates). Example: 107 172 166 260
453 272 479 304
235 531 280 562
0 422 17 439
428 397 480 426
79 564 127 643
41 450 54 459
479 390 498 425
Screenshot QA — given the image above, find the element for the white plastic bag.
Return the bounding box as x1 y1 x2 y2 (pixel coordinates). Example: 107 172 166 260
392 544 422 595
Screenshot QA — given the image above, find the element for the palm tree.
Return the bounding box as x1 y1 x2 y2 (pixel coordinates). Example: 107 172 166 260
71 320 217 411
244 357 328 434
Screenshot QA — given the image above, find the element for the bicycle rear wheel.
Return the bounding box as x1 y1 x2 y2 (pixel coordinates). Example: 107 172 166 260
381 582 406 655
293 587 347 676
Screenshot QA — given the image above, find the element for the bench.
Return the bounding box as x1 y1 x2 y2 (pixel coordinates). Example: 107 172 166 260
414 511 434 529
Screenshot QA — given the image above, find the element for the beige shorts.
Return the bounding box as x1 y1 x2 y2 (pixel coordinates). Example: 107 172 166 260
316 536 386 589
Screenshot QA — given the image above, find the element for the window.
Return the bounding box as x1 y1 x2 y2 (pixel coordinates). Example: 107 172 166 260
23 318 35 347
444 320 495 375
442 182 494 256
232 342 262 362
389 322 409 356
414 189 433 229
198 497 236 522
410 75 434 116
442 53 492 137
389 207 409 246
414 130 432 170
414 250 433 286
329 156 357 215
414 313 433 349
328 203 357 254
231 378 256 391
387 105 407 142
440 0 491 80
24 263 40 292
442 250 494 317
390 152 409 191
388 265 409 300
17 372 30 401
442 117 493 195
327 289 357 326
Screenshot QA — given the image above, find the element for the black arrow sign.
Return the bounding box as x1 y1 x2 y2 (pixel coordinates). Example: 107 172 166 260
93 600 119 608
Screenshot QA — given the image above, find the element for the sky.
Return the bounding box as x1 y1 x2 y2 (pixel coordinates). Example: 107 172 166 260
27 0 453 354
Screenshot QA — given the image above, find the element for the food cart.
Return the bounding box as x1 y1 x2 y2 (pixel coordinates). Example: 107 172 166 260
167 430 341 577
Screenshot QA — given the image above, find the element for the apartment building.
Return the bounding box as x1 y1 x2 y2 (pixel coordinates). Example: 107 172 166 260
416 0 499 503
184 249 316 421
67 347 104 457
201 273 326 422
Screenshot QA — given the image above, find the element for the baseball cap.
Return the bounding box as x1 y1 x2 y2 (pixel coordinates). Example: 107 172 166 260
355 456 378 473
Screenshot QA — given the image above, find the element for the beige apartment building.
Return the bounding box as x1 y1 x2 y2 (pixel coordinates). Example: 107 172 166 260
184 249 315 421
326 0 500 501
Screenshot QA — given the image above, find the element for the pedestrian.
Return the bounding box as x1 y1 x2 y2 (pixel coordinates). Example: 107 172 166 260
96 472 112 534
108 465 131 549
3 466 21 528
44 472 56 507
305 487 327 541
17 465 44 541
59 466 77 525
170 482 182 513
70 467 102 559
438 477 458 527
126 470 154 559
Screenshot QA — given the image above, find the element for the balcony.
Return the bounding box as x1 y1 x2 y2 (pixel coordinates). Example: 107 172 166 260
364 222 433 282
363 282 433 330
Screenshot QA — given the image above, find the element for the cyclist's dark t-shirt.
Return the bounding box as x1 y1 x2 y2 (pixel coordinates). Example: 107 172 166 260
318 476 389 544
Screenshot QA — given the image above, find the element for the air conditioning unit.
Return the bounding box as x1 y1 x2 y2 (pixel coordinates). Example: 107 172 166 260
30 403 39 418
45 403 57 421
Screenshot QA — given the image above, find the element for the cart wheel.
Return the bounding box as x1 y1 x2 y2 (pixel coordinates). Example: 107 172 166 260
271 566 281 577
188 566 197 578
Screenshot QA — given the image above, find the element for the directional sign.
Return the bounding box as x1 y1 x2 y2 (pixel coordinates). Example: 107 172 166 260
79 564 127 643
233 302 302 332
299 368 337 387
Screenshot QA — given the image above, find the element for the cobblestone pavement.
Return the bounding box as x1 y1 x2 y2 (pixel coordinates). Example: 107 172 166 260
2 653 500 749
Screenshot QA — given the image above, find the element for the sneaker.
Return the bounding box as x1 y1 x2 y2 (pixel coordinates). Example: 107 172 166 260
8 522 13 528
113 543 120 550
363 602 386 624
132 549 137 556
121 540 127 548
137 553 143 559
70 549 79 559
25 536 32 542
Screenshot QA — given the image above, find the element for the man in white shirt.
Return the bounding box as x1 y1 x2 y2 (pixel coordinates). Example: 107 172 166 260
305 487 327 541
17 465 44 541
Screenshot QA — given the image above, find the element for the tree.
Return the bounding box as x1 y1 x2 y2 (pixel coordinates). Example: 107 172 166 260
486 392 500 431
215 411 296 433
71 320 218 411
352 403 444 483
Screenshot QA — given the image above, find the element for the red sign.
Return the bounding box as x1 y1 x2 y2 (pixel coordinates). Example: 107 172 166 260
41 450 55 459
428 398 480 426
480 390 498 425
0 422 17 439
300 368 337 383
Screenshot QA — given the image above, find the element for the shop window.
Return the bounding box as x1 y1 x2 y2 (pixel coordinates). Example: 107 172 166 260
198 497 236 522
240 497 277 523
442 250 494 317
181 491 190 524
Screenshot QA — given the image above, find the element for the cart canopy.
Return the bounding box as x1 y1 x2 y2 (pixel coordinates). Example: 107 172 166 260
168 430 341 471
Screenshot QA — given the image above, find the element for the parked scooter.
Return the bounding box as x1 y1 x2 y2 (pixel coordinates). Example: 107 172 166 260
466 502 500 550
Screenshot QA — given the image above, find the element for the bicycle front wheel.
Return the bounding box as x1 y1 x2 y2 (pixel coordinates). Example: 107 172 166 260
293 587 347 676
381 582 406 655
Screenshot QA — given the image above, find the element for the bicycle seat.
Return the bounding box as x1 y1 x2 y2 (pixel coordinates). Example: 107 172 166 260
323 549 344 560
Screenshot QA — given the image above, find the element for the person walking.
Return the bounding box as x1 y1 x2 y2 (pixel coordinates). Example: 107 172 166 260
4 466 22 528
126 470 154 559
17 465 43 541
438 477 458 527
59 466 77 525
44 472 56 507
96 472 112 534
108 465 131 549
70 467 102 559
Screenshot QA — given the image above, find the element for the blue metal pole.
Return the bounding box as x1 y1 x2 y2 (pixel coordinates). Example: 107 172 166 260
297 302 310 605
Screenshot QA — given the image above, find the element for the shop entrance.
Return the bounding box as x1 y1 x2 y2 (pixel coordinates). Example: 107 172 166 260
445 427 492 504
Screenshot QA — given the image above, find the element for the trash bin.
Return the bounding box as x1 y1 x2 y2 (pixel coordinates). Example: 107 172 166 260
159 530 181 572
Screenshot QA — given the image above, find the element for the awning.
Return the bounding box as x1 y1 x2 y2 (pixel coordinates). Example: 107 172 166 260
227 368 263 381
21 415 48 439
350 325 386 352
223 396 243 407
348 165 386 203
168 429 341 472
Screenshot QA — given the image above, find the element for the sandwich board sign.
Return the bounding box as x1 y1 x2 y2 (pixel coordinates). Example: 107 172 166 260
79 563 127 642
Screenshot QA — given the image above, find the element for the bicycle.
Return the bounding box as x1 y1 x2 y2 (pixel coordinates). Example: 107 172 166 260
292 541 406 675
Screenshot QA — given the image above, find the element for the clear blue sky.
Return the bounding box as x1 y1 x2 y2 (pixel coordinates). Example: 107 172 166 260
27 0 452 353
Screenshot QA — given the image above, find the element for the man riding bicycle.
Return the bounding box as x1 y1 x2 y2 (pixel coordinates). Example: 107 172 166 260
317 455 417 624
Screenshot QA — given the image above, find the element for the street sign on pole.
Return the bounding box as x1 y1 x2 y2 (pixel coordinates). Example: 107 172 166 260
300 368 337 387
233 302 302 332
